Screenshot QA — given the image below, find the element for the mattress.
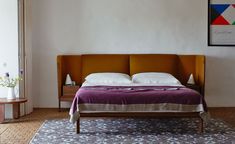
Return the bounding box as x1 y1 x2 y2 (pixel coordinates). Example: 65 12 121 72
69 82 208 123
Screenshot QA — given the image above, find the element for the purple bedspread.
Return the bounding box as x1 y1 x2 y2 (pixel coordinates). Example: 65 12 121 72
69 86 207 116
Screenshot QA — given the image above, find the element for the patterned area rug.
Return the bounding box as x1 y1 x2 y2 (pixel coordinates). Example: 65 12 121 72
30 118 235 144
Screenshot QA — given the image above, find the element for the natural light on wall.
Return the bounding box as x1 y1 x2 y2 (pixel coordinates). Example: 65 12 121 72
0 0 19 118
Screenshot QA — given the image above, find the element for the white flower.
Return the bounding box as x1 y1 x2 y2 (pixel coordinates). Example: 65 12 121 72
0 73 22 88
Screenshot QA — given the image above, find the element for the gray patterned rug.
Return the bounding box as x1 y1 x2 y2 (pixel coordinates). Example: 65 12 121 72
30 118 235 144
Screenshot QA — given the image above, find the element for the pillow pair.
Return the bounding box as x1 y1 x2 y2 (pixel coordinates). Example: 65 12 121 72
85 72 181 85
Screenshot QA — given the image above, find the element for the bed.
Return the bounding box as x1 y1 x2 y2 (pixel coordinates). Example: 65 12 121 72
57 54 207 133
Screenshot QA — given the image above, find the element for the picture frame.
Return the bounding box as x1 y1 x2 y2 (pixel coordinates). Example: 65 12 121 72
208 0 235 46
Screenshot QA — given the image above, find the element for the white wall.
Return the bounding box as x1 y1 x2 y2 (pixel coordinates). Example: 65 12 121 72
0 0 19 118
32 0 235 108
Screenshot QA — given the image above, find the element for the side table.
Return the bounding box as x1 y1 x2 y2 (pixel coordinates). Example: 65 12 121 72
0 98 27 123
59 85 80 112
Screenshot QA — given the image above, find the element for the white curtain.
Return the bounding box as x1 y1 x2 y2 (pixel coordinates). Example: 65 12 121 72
19 0 33 115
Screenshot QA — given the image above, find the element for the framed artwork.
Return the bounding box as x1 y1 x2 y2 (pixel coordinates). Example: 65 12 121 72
208 0 235 46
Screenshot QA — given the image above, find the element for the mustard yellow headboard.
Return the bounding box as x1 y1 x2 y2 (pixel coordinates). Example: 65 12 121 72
57 54 205 98
129 54 178 77
81 54 129 81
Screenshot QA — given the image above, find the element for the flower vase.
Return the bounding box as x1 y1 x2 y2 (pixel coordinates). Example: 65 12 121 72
7 87 16 99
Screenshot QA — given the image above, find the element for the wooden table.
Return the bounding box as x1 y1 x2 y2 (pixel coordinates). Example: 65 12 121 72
0 98 27 123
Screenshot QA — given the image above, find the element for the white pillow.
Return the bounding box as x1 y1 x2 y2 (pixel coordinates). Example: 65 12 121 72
132 72 181 85
85 73 132 84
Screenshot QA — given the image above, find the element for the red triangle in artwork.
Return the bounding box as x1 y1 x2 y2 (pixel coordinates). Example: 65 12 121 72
212 15 230 25
232 4 235 8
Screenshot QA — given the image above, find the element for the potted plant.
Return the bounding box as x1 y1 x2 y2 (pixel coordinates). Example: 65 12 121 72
0 73 22 99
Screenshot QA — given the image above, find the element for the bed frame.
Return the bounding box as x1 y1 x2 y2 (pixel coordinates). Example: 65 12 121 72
57 54 205 133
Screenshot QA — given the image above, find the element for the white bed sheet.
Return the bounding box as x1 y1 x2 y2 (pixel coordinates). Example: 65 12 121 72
81 81 184 87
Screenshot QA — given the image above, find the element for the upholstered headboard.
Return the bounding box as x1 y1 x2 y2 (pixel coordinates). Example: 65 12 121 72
81 55 129 81
57 54 205 98
129 54 178 77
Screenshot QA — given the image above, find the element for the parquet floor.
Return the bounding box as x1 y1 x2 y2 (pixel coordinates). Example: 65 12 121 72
0 108 234 144
0 109 68 144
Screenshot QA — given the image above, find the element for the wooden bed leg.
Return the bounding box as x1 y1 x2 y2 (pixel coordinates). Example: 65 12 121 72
76 118 80 134
199 117 204 133
58 100 61 112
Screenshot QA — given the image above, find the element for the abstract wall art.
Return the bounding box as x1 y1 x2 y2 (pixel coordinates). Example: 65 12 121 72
208 0 235 46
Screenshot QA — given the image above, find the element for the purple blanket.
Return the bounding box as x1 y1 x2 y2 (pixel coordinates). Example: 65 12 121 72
69 86 207 120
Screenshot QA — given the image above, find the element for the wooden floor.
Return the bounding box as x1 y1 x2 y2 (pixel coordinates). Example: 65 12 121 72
0 108 234 144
